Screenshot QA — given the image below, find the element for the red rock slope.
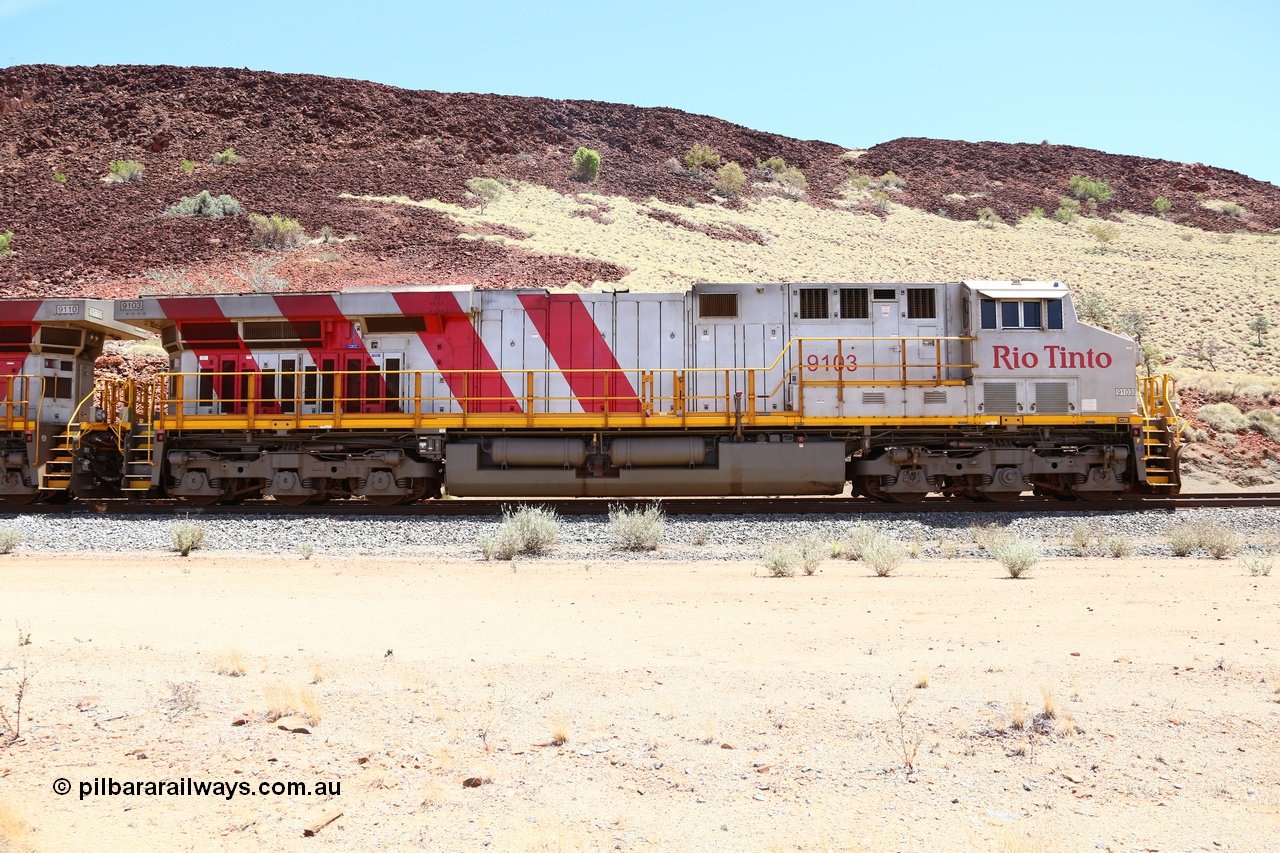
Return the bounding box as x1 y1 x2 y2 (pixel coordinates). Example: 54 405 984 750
1 65 1277 297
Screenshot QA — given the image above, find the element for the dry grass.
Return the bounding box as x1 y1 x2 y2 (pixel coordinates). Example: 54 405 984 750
546 716 569 746
1010 700 1027 731
1040 687 1058 719
213 649 246 677
914 672 929 689
309 662 325 684
262 682 321 726
349 185 1280 372
0 798 35 853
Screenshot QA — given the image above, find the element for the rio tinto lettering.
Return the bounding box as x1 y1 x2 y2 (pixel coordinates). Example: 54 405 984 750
993 345 1112 370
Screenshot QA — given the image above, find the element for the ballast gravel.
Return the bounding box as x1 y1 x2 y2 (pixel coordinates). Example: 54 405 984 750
3 506 1279 561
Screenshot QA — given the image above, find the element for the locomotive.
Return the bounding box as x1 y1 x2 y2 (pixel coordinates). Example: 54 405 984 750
0 280 1181 507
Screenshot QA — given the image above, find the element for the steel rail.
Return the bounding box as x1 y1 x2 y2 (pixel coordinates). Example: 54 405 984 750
4 493 1280 517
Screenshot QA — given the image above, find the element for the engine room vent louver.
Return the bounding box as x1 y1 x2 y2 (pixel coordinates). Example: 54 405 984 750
1035 381 1070 414
983 382 1018 414
365 316 427 334
698 292 738 318
924 390 947 405
861 391 886 405
242 320 322 345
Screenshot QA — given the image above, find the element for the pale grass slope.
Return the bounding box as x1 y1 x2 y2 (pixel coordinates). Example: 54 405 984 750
351 184 1280 374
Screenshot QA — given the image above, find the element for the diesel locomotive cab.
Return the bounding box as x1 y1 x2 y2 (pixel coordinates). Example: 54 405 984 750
0 299 141 505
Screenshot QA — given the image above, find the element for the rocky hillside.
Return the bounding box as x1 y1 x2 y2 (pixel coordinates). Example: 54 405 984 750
1 64 1277 298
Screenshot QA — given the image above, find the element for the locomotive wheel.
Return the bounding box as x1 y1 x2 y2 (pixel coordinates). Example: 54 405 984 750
0 492 40 507
980 491 1021 503
272 493 314 507
181 492 223 507
39 490 75 505
886 491 928 504
1071 488 1122 501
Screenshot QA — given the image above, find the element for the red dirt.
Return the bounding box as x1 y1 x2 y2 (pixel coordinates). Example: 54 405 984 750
1 64 1278 299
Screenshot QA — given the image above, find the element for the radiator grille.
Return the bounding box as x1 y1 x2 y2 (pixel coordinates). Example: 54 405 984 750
923 390 947 405
1035 381 1070 414
982 382 1018 414
798 288 829 319
839 288 869 319
861 391 886 405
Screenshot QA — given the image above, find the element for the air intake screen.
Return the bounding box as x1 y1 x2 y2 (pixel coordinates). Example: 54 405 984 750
242 320 322 344
983 382 1018 414
798 288 829 319
698 293 738 318
1035 381 1070 414
180 322 240 344
839 288 869 319
365 315 427 334
38 327 84 348
861 391 886 405
907 288 936 319
924 390 947 404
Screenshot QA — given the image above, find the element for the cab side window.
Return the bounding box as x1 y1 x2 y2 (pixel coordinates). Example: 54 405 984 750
980 298 1064 330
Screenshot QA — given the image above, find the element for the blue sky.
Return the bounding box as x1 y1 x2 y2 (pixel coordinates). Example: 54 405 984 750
3 0 1277 185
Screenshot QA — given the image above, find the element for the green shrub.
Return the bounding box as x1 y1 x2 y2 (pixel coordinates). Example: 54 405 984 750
1101 535 1133 558
0 524 21 554
846 171 872 191
842 523 879 561
211 147 244 166
1025 206 1045 220
761 543 798 577
871 190 891 211
1241 554 1272 577
1201 523 1240 559
1168 524 1201 556
0 230 12 256
684 143 722 172
1068 175 1115 204
179 159 197 174
757 156 787 173
248 213 308 249
1085 220 1119 249
1071 524 1094 556
713 162 746 198
976 207 1003 228
774 166 808 195
571 147 600 182
52 171 67 183
875 171 905 189
1055 197 1080 223
992 540 1040 578
105 159 145 183
465 177 505 213
170 520 206 557
1152 196 1172 217
1247 408 1280 442
797 535 826 575
480 506 560 560
1197 402 1248 432
608 502 665 551
163 190 242 219
864 536 907 577
1202 199 1246 218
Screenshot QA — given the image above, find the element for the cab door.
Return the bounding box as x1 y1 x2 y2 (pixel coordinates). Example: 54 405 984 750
38 356 77 425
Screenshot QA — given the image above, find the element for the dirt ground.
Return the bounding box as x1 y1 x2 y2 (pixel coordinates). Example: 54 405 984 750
0 550 1276 852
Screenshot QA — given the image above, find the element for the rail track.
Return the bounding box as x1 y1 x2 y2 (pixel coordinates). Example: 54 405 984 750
4 493 1280 517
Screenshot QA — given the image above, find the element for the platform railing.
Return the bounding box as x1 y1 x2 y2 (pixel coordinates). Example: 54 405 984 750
131 334 980 430
1 375 36 430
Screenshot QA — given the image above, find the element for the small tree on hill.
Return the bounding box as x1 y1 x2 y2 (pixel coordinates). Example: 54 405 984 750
713 162 746 198
1152 196 1172 218
465 177 504 213
571 147 600 182
1249 315 1270 347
